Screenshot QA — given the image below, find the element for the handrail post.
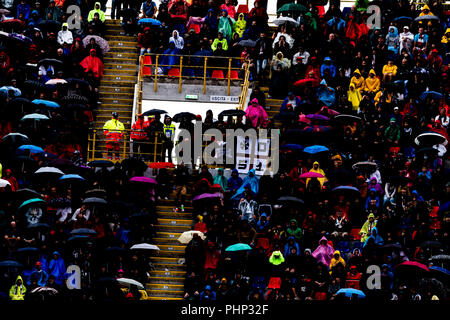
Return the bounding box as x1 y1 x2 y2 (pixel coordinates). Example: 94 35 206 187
92 129 96 160
87 130 91 162
122 131 126 159
179 56 183 93
153 133 157 162
203 57 207 94
227 58 232 96
154 55 159 92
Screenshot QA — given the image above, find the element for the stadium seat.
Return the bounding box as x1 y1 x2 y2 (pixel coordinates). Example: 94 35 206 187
256 237 270 250
226 70 239 79
314 292 327 300
168 68 180 77
142 56 152 76
268 277 281 289
345 279 361 290
211 70 224 79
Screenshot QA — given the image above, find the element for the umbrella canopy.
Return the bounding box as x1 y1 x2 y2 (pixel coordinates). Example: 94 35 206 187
178 231 206 244
82 35 110 55
130 243 160 250
26 223 51 231
0 179 11 188
2 133 30 145
333 114 362 123
392 16 413 22
129 176 157 184
23 80 46 90
277 196 304 204
352 161 378 172
137 18 162 26
142 109 168 116
61 94 88 105
88 160 114 168
67 235 92 244
59 174 86 182
415 147 438 156
37 20 61 32
34 167 64 176
0 260 23 268
237 39 256 47
414 132 447 146
429 255 450 263
303 145 329 154
277 3 307 14
293 78 319 87
21 113 49 121
0 86 21 96
420 241 443 249
31 286 59 295
429 266 450 278
44 79 67 87
16 247 39 254
38 58 63 66
396 261 429 272
218 109 246 118
419 90 443 101
306 114 329 121
16 188 41 199
332 186 361 194
148 162 175 169
48 158 74 169
116 278 144 290
71 228 97 235
172 112 197 122
225 243 252 252
82 197 108 205
17 144 44 154
19 198 46 209
84 189 107 198
301 125 332 133
299 172 324 178
1 19 25 29
66 78 90 88
192 192 221 202
279 144 303 151
414 15 440 22
273 16 299 26
336 288 366 299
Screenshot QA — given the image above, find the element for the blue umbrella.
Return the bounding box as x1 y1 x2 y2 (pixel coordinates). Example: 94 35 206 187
32 99 60 108
137 18 161 26
392 16 413 22
303 145 329 154
67 235 91 243
17 247 39 253
71 228 97 235
225 243 252 252
17 144 44 154
336 288 366 298
332 186 361 193
419 91 444 101
0 260 23 268
59 174 86 182
280 144 303 150
429 266 450 276
9 32 33 43
21 113 49 121
0 86 21 96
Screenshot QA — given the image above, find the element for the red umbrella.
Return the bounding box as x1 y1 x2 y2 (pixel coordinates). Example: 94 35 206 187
1 19 25 29
211 184 223 191
395 261 429 272
294 78 319 87
299 172 324 179
148 162 175 169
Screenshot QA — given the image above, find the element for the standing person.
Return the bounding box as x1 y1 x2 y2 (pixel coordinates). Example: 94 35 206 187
146 114 164 162
245 98 268 128
174 162 190 212
131 114 149 159
162 115 175 163
103 112 125 160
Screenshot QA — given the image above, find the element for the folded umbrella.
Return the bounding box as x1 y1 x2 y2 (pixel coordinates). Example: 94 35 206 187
130 243 160 250
178 231 206 244
116 278 144 290
225 243 252 252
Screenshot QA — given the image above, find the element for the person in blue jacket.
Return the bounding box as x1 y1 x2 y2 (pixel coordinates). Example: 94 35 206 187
17 0 31 20
200 285 216 300
284 236 300 258
28 261 49 287
365 188 380 210
160 40 181 74
320 57 336 78
280 92 302 113
231 169 259 200
316 79 336 107
48 251 66 286
363 226 384 247
227 168 243 195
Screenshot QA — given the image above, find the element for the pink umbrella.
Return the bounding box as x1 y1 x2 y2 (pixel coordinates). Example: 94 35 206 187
395 261 429 272
129 176 157 184
299 172 324 179
298 114 311 124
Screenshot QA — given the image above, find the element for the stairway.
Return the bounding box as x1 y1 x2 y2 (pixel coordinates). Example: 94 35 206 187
258 86 283 128
93 19 139 156
146 194 194 300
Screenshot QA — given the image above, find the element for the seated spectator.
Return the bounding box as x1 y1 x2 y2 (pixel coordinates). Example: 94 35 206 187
80 49 104 79
88 2 106 23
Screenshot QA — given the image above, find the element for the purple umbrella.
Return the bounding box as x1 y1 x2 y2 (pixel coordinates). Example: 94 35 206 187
306 114 329 121
9 33 33 44
129 176 157 184
193 192 221 202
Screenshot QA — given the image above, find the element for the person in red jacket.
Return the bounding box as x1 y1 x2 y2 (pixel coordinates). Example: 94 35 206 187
345 265 362 289
131 114 149 157
3 169 18 192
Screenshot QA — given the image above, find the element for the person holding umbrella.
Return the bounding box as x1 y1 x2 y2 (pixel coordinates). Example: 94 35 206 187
103 112 125 160
131 114 149 159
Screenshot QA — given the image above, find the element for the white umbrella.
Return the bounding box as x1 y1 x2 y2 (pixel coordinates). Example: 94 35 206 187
130 243 160 250
34 167 65 175
273 17 299 26
45 79 67 85
178 231 206 244
0 179 11 187
116 278 144 290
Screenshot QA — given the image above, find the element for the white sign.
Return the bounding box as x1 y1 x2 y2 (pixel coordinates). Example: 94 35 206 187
210 95 239 103
236 156 268 176
66 265 81 290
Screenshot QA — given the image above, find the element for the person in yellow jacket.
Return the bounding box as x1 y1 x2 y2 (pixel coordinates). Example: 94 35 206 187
350 69 365 92
306 161 327 187
442 28 450 44
329 250 346 274
348 83 362 112
88 2 106 23
103 112 125 160
364 69 380 95
9 275 26 300
419 4 434 16
374 87 393 106
382 59 397 82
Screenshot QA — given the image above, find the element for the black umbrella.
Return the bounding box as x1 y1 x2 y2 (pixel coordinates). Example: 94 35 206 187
142 109 168 116
64 103 89 111
23 80 46 90
37 20 62 32
2 133 30 145
15 188 41 200
0 260 23 268
26 223 51 231
420 241 443 249
84 189 107 198
414 15 440 22
61 94 89 105
120 157 147 173
414 132 447 146
237 39 256 47
16 247 39 254
67 235 92 245
88 160 114 168
352 161 378 172
277 196 304 204
218 109 246 117
172 112 196 122
8 97 32 108
66 78 90 88
38 58 63 66
82 197 107 205
48 158 74 169
71 228 97 235
415 147 439 156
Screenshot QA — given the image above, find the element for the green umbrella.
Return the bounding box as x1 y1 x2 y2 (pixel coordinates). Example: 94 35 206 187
19 198 46 209
225 243 252 252
277 3 307 14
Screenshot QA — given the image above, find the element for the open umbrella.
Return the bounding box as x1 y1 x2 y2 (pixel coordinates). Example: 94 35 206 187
277 3 307 14
37 20 61 32
129 176 157 184
299 172 324 178
0 86 21 96
333 114 362 123
332 186 361 194
121 158 148 173
172 112 196 122
2 133 30 145
395 260 429 273
148 162 175 169
38 58 63 66
0 260 23 268
419 91 444 101
303 145 329 154
16 188 41 200
23 80 46 91
429 266 450 280
17 144 44 154
277 196 304 204
82 197 107 205
293 78 319 87
237 39 256 47
352 161 378 172
429 255 450 263
392 16 413 23
306 114 329 121
61 94 88 105
0 179 11 188
225 243 252 252
336 288 366 299
0 9 11 14
279 144 303 151
84 189 107 198
1 19 25 30
45 79 67 86
19 198 46 209
273 16 299 26
88 160 114 168
130 243 160 250
414 15 440 22
16 247 39 254
67 235 92 245
301 125 332 133
48 158 74 169
192 192 221 202
82 35 110 54
66 78 90 88
218 109 246 118
414 132 447 146
59 174 85 182
116 278 144 290
420 241 443 250
178 231 206 244
21 113 50 121
71 228 97 235
137 18 162 26
142 109 168 117
34 167 64 176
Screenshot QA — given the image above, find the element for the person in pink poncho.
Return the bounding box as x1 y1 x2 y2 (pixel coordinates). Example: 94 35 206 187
245 98 268 128
312 236 335 267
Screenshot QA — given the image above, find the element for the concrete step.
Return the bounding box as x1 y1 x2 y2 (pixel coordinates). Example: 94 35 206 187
99 80 135 87
157 218 193 227
146 289 184 297
109 40 138 47
153 237 182 245
103 74 136 82
147 283 184 290
148 276 185 284
109 46 138 54
103 63 138 71
150 270 186 277
100 85 135 94
100 91 134 99
157 205 193 211
105 52 138 59
150 257 184 264
108 35 137 41
146 296 183 300
103 68 138 76
156 211 192 219
100 97 134 105
153 262 186 270
104 57 138 65
156 249 186 257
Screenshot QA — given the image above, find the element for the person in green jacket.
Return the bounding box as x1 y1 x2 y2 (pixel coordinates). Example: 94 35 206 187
213 168 227 191
359 213 377 243
211 30 228 51
286 219 303 242
9 275 26 300
384 117 401 145
44 0 62 21
88 2 105 23
217 9 234 40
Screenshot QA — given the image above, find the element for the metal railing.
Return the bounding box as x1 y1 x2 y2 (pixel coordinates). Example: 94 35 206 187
140 53 245 95
238 62 251 111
